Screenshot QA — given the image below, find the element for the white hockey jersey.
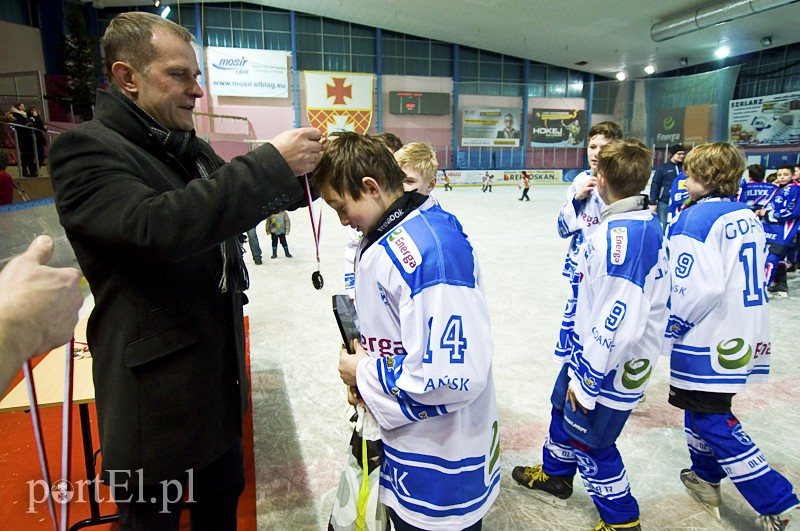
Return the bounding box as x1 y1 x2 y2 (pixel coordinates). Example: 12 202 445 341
557 170 607 278
567 197 670 411
354 195 500 530
665 199 771 393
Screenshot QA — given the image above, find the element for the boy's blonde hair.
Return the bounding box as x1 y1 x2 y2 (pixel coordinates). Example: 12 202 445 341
311 132 405 200
683 143 745 197
596 138 654 198
394 143 439 183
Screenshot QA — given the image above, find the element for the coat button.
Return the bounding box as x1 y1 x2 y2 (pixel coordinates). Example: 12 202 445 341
281 193 290 203
261 206 270 215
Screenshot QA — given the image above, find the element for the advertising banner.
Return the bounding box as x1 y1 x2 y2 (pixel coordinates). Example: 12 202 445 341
729 91 800 146
650 105 711 147
206 47 288 98
652 108 685 147
305 71 373 135
438 169 563 186
529 109 586 147
461 108 522 147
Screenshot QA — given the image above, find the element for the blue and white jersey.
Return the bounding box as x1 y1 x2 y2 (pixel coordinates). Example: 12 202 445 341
557 170 606 279
761 184 800 247
665 199 771 393
354 197 500 530
738 181 777 209
567 201 670 411
668 172 689 225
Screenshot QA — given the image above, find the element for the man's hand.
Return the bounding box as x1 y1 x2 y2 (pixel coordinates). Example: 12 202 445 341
269 127 326 176
566 384 588 414
755 209 766 218
0 236 83 392
574 176 597 201
649 204 657 213
338 338 367 387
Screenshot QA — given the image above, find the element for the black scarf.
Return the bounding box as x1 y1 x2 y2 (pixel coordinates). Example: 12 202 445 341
108 86 248 294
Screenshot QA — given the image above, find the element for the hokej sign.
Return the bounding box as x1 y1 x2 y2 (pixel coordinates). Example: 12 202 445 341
206 47 288 98
304 72 374 135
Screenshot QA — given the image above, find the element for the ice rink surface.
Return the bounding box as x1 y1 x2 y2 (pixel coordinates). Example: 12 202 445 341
243 183 800 530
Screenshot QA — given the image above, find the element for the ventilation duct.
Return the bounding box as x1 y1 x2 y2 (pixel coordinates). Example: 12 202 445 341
651 0 799 42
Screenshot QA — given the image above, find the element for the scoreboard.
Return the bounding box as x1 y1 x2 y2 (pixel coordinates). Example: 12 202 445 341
389 91 450 115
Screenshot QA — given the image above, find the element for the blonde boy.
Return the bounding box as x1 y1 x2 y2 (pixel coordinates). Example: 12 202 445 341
665 143 799 529
394 142 438 196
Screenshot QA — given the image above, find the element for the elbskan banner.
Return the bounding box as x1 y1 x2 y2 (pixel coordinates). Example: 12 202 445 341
728 91 800 146
305 71 373 135
438 169 563 186
206 47 289 98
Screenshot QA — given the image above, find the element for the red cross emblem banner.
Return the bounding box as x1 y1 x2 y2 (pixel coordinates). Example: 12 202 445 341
304 71 373 135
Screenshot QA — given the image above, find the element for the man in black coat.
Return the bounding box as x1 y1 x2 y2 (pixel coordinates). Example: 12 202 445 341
649 143 686 231
49 12 324 529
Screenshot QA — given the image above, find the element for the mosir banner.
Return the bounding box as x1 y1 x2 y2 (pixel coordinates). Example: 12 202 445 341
206 47 289 98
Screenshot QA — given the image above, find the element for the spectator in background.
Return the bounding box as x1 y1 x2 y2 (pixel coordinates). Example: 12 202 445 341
649 144 686 231
8 102 37 177
0 151 13 205
27 106 47 168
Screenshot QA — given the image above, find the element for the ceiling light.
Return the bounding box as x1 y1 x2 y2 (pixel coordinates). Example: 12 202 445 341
679 57 689 66
160 5 171 18
644 64 656 75
153 0 161 6
715 45 730 59
760 36 772 47
616 71 627 81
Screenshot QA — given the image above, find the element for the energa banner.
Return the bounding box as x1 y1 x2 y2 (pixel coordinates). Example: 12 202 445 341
206 47 288 98
305 72 373 135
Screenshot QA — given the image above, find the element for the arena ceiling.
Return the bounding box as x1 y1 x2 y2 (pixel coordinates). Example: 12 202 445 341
83 0 800 78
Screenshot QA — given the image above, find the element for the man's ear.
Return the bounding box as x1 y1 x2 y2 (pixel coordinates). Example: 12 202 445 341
111 62 139 95
362 176 381 197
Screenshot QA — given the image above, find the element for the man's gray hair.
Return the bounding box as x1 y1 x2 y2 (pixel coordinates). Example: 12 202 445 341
102 12 194 84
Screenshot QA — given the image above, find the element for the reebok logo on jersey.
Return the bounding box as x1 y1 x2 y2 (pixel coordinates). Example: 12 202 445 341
387 227 421 273
610 227 627 265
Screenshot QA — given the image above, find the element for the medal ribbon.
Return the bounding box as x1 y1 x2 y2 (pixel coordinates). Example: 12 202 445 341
23 337 75 531
304 175 323 276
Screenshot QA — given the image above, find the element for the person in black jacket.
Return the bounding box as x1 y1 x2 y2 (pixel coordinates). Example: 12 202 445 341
649 143 685 231
49 12 324 529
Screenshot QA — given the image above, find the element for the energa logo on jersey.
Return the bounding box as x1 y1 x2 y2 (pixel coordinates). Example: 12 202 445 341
609 227 627 264
387 227 422 273
620 358 652 389
716 338 752 370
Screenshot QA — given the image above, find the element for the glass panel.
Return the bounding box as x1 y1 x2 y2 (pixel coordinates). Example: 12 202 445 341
263 11 290 32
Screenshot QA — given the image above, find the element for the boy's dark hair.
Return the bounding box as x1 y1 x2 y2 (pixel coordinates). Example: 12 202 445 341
683 142 745 197
747 164 766 182
777 164 794 174
588 121 623 141
0 150 8 170
596 138 653 198
312 133 405 200
374 132 403 153
766 172 777 184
